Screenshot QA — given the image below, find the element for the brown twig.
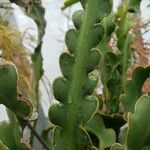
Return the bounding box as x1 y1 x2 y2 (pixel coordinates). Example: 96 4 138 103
25 120 50 150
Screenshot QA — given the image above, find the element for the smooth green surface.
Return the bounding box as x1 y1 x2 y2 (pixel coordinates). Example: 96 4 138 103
85 114 116 149
127 95 150 149
120 66 150 113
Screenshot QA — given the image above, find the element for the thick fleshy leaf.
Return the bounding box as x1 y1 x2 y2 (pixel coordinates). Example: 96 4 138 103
83 74 98 95
100 52 121 113
27 1 46 42
53 77 69 103
78 96 99 125
65 29 79 54
85 114 116 149
0 59 32 118
90 25 104 48
49 0 111 149
59 53 74 78
53 126 93 150
62 0 79 10
49 104 66 128
32 43 44 82
128 0 142 12
127 95 150 149
0 122 30 150
87 49 100 72
72 10 84 30
101 12 116 40
81 0 111 21
120 66 150 113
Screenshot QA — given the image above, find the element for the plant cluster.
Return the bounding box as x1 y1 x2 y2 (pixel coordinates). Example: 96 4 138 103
0 0 150 150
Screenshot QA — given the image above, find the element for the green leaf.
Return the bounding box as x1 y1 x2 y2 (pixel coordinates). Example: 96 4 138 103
126 95 150 149
78 96 99 125
100 12 116 41
128 0 142 12
120 66 150 113
27 0 46 42
53 77 69 104
81 0 111 20
32 43 44 82
0 59 32 118
85 114 116 149
62 0 79 10
72 10 84 30
0 122 30 150
65 29 79 54
83 74 98 95
49 104 66 128
59 53 74 79
87 49 100 72
53 126 93 150
49 0 111 149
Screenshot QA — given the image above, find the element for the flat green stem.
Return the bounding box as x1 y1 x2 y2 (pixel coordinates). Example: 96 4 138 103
66 0 99 149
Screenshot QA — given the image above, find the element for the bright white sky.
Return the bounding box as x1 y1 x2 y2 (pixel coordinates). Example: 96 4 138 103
0 0 149 121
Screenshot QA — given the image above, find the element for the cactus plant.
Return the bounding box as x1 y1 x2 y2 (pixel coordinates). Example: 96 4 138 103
48 0 150 149
0 0 150 149
49 0 111 149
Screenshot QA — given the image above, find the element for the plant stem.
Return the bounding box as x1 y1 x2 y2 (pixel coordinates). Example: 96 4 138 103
25 120 50 150
66 0 100 149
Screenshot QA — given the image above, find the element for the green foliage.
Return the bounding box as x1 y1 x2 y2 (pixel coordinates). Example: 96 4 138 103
0 0 149 150
127 95 150 149
128 0 142 12
0 59 32 119
62 0 79 10
0 122 30 150
26 0 46 43
32 43 44 83
85 113 116 149
50 0 150 149
120 66 150 113
49 0 111 149
0 0 46 149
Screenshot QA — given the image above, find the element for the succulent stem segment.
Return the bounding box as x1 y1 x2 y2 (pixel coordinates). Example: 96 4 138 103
49 0 111 149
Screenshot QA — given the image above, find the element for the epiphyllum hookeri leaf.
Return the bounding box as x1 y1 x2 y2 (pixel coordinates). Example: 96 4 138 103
62 0 79 10
0 122 31 150
120 66 150 113
126 95 150 149
49 0 112 149
128 0 142 12
85 114 116 149
0 59 32 119
53 126 93 150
